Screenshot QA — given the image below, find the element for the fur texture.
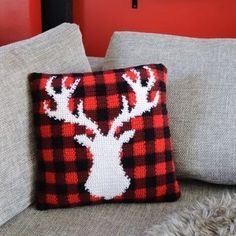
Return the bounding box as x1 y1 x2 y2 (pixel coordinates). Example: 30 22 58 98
144 193 236 236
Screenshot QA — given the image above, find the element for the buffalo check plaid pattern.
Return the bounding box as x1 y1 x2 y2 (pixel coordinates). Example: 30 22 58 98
29 64 180 210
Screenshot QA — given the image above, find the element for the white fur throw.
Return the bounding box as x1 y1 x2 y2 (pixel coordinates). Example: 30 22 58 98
144 193 236 236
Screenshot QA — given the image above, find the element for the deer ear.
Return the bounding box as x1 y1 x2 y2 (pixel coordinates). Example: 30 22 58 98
74 134 92 148
119 130 135 144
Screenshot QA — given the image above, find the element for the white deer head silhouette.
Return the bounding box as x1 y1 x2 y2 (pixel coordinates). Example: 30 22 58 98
43 66 160 200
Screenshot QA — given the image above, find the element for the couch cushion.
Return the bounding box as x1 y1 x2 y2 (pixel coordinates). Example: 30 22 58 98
103 32 236 185
0 180 235 236
88 57 104 71
0 23 91 226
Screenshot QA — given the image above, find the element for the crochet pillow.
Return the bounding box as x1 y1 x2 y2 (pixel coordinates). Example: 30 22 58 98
29 64 180 209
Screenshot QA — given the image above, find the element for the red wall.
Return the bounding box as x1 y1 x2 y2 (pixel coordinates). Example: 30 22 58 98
0 0 41 46
73 0 236 57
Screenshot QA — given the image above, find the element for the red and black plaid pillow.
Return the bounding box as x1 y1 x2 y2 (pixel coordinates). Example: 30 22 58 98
29 64 180 209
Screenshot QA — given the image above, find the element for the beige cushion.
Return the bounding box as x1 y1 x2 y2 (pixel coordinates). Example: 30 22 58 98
0 23 91 226
103 32 236 185
0 180 235 235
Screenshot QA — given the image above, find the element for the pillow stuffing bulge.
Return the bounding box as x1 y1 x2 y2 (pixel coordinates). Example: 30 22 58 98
29 64 180 209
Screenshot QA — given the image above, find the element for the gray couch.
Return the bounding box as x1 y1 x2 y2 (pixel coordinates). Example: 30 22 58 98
0 57 235 236
0 24 235 236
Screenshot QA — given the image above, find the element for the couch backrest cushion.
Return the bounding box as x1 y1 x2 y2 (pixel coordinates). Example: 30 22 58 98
103 32 236 185
0 23 91 226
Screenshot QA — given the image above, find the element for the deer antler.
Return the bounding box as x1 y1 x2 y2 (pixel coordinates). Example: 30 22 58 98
43 76 100 135
108 66 160 136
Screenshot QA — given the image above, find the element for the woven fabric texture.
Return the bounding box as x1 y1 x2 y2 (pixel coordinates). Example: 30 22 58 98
88 57 104 71
0 23 91 226
103 32 236 184
29 64 180 209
